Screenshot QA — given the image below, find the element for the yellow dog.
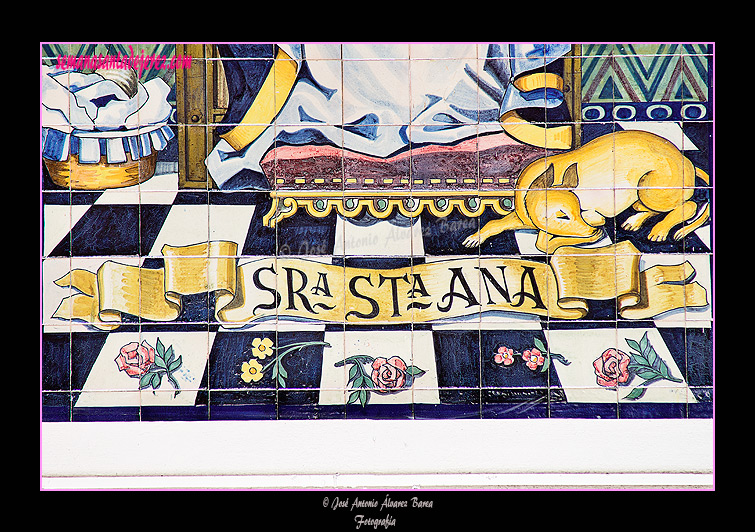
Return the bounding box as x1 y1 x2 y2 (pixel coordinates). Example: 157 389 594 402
462 130 710 254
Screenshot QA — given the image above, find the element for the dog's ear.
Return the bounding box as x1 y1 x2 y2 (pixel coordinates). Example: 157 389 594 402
560 162 579 189
530 164 555 190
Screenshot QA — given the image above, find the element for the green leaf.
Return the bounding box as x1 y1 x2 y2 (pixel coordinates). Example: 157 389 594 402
635 368 661 381
348 364 359 382
657 359 683 382
627 363 649 373
639 332 649 355
629 351 650 367
347 391 360 405
533 337 547 353
645 344 658 368
625 338 642 354
278 362 288 379
624 387 646 401
353 375 364 389
657 358 670 378
343 355 375 366
164 346 174 364
359 389 369 407
151 372 161 389
406 366 426 377
156 338 165 357
630 376 664 398
139 374 152 389
277 374 286 388
154 356 168 369
168 356 182 373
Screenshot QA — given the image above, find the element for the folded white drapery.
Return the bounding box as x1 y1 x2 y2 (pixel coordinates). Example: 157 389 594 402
41 65 174 163
207 43 571 189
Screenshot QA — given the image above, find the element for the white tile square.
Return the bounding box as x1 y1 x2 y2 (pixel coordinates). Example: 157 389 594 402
146 204 210 256
43 204 89 257
319 330 439 405
208 204 256 248
548 328 694 403
74 330 213 407
334 216 424 256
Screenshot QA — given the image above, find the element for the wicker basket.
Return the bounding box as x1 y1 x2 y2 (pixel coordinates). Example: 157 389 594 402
44 149 158 190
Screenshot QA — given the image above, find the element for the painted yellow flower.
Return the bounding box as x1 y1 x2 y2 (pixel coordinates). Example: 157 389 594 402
241 359 264 383
251 337 275 359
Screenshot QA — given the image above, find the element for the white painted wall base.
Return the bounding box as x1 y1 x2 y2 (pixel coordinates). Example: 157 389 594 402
41 419 714 489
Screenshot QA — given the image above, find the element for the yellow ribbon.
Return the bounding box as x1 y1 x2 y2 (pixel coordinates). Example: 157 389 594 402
219 47 300 151
52 241 707 330
499 71 573 150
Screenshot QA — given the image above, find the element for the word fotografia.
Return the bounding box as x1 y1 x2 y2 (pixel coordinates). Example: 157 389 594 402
55 46 192 76
354 514 397 530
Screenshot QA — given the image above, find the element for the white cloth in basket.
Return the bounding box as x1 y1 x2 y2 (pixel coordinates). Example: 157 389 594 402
41 65 174 163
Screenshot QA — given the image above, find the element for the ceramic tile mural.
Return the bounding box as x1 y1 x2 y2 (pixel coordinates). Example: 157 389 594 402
41 43 714 429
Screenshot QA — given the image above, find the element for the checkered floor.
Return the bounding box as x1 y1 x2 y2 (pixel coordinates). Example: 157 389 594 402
41 167 713 421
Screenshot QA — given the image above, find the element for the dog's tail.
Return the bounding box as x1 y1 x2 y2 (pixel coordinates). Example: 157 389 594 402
673 166 710 240
695 167 710 185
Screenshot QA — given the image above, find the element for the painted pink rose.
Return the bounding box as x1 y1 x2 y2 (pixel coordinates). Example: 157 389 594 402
522 348 545 370
115 341 155 377
593 348 631 387
494 346 516 366
371 356 408 393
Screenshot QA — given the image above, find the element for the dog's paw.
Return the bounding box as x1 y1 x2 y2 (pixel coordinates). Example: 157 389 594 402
672 227 689 241
621 212 654 232
647 226 670 242
462 233 482 248
621 217 644 232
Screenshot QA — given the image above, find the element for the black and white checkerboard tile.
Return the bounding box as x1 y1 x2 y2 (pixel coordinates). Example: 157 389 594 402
41 162 713 421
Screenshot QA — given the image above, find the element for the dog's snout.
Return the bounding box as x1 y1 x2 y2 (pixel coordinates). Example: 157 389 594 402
581 209 606 227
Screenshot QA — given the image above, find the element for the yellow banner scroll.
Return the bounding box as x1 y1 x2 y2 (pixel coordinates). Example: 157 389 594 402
52 241 708 330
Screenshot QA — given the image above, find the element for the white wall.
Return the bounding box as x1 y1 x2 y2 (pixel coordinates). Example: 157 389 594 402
41 418 714 489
